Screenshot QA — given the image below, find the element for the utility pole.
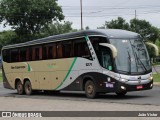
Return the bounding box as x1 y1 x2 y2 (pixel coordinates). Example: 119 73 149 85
80 0 83 30
135 10 137 32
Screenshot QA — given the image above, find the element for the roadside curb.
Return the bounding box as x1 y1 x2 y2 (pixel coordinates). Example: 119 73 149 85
153 82 160 86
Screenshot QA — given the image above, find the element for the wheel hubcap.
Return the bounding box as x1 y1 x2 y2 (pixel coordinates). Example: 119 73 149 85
26 84 30 93
18 83 22 92
87 85 93 94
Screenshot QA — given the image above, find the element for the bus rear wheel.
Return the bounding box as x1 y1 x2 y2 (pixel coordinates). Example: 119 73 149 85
85 80 97 99
16 81 24 95
24 81 32 95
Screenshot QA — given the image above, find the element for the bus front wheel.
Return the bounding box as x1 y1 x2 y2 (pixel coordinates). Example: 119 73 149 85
16 80 24 95
85 80 98 99
24 81 32 95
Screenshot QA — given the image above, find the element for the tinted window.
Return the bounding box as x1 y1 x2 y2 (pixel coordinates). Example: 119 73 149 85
19 48 27 62
90 37 107 52
57 42 63 58
2 50 10 63
62 41 73 58
32 46 42 61
43 43 56 60
11 49 19 62
74 38 92 60
26 47 30 61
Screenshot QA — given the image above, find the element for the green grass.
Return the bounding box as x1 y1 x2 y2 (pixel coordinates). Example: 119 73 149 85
153 74 160 82
152 63 160 66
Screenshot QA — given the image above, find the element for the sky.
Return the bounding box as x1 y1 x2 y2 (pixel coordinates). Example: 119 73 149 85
0 0 160 31
58 0 160 29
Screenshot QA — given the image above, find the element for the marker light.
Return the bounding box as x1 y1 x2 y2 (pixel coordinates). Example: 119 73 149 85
107 77 111 82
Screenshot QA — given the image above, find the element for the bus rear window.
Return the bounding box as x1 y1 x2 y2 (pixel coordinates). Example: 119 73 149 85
2 49 10 63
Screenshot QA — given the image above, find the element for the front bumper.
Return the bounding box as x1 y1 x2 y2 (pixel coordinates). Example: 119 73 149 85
97 79 153 93
114 80 153 93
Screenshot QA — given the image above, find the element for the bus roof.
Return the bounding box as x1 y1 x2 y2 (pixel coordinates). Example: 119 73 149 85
2 29 140 50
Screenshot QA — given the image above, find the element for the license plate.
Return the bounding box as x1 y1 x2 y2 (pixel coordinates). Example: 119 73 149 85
137 85 143 89
106 83 114 88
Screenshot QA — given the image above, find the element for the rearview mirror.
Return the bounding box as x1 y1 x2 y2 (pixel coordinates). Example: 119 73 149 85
99 43 117 58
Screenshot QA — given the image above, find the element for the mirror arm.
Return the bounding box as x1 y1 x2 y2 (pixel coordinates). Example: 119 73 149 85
99 43 118 58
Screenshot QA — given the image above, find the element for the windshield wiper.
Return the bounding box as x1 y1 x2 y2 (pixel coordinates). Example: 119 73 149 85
134 52 148 73
127 50 131 74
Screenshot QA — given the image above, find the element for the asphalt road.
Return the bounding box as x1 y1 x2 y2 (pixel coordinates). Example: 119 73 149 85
0 83 160 106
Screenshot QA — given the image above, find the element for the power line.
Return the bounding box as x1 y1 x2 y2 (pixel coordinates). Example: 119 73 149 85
65 11 160 17
62 5 160 10
1 10 160 18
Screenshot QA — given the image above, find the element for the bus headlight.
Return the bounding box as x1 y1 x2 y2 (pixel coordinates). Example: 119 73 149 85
149 76 153 81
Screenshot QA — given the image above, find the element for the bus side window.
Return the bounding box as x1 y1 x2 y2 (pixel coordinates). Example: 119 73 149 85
53 43 57 59
62 41 72 58
19 48 27 62
32 46 42 61
48 46 53 59
90 36 107 51
43 43 56 60
10 49 19 62
32 47 36 61
26 48 30 61
57 42 63 58
39 47 43 60
74 38 92 60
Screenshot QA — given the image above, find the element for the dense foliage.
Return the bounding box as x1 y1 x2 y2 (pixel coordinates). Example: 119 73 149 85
98 17 159 43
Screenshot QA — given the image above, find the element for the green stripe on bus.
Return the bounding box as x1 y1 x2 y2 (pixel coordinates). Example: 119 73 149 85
27 63 31 72
85 36 89 41
54 57 77 90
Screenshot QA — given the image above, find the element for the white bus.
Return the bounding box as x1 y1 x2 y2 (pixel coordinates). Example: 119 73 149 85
1 29 153 98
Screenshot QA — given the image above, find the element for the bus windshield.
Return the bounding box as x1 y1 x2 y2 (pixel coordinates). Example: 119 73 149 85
110 39 151 74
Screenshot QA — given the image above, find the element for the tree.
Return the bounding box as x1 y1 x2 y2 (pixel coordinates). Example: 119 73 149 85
0 30 18 51
98 17 130 30
0 0 64 41
41 21 77 37
98 17 159 43
85 26 90 30
130 19 159 43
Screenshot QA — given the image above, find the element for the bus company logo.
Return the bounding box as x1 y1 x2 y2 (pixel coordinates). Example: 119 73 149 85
2 112 11 117
11 66 26 70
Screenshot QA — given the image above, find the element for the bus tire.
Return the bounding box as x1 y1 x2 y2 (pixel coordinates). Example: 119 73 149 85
85 80 97 99
24 81 32 95
16 80 24 95
116 91 127 96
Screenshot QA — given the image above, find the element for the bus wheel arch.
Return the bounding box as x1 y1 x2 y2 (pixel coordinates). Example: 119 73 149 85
23 79 32 95
15 78 24 95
